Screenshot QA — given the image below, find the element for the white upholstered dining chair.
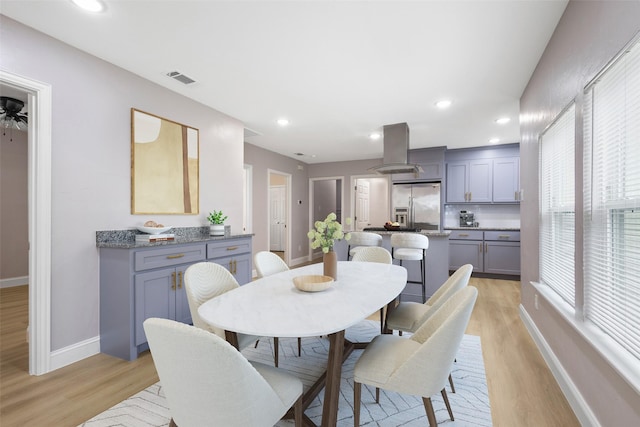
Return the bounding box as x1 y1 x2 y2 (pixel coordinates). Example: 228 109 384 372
184 261 277 365
351 246 393 332
385 264 473 334
385 263 473 394
254 251 302 360
347 231 383 260
143 317 303 427
353 286 478 427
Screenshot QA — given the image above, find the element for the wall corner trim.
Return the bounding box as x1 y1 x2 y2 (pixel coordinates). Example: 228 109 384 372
519 305 600 427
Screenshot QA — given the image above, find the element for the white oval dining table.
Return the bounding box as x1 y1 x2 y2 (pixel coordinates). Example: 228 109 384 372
199 261 407 427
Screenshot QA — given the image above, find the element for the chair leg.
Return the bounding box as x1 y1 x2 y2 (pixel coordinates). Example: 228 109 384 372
274 337 279 367
375 387 380 404
169 418 178 427
448 373 456 393
421 258 426 304
441 388 454 421
297 337 301 356
254 339 259 348
353 381 361 427
422 397 438 427
379 308 384 334
294 395 303 427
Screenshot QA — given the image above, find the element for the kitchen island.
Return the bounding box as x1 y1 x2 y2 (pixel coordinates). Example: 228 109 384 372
334 229 450 303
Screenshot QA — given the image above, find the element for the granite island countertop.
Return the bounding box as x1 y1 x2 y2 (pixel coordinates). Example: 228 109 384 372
96 226 254 249
360 229 451 237
445 226 520 231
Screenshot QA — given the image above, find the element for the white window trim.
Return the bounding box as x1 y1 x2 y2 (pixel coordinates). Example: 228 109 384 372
531 281 640 395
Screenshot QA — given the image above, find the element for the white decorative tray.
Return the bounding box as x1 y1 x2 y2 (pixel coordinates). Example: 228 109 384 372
293 275 334 292
136 225 173 235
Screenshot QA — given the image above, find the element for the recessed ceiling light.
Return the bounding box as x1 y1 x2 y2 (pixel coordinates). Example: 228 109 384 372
369 132 381 140
277 118 289 126
435 99 452 109
70 0 105 13
495 117 510 125
489 138 500 144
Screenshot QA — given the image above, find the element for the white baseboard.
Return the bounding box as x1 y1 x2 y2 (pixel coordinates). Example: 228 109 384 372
1 276 29 289
289 255 310 267
49 335 100 372
519 305 600 427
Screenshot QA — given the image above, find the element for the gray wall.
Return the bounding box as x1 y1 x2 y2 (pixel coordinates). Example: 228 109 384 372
308 158 382 224
1 16 245 351
0 129 28 281
520 1 640 425
244 143 310 262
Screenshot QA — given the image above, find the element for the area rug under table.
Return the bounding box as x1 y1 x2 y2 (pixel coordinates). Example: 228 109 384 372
80 320 492 427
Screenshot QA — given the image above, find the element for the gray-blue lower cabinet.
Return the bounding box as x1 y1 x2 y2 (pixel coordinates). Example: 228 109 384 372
448 230 520 275
483 232 520 275
100 236 253 361
206 238 253 285
134 266 192 349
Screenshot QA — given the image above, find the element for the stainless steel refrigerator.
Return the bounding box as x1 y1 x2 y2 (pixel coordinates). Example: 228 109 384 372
391 182 441 230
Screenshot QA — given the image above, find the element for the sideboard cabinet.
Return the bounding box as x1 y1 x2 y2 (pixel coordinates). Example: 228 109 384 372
100 235 252 360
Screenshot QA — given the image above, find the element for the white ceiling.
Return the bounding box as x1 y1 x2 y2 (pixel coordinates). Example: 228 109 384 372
0 0 568 163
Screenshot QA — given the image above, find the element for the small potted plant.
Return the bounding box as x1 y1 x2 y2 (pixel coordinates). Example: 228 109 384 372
207 210 228 236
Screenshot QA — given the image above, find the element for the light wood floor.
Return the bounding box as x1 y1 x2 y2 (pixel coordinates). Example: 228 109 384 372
0 278 580 427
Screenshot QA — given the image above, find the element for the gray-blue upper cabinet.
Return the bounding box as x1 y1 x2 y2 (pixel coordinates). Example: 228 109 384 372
446 159 493 203
492 157 521 202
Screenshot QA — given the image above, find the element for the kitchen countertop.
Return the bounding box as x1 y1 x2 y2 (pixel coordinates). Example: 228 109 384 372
96 226 253 249
445 226 520 231
361 228 451 237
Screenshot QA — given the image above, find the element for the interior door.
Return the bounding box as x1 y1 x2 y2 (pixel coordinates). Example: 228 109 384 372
355 180 371 230
269 185 286 251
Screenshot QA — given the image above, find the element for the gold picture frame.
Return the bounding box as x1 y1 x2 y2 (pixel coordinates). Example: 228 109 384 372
131 109 199 214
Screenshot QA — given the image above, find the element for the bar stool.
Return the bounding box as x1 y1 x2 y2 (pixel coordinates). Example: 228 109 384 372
390 233 429 303
347 231 382 260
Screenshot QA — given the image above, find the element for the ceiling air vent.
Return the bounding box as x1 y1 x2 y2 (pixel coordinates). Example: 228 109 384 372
166 71 196 85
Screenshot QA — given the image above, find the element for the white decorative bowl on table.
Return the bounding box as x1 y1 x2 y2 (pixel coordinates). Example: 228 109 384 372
293 275 334 292
136 226 173 235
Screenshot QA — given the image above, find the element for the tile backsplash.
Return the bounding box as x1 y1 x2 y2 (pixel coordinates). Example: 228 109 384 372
444 204 521 229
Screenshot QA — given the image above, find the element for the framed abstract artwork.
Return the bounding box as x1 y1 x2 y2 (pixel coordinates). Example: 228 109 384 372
131 109 199 214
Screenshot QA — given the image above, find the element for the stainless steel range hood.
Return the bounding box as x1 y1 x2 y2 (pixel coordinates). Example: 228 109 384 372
369 122 422 175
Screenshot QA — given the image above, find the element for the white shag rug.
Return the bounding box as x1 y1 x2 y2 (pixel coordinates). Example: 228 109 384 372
80 320 491 427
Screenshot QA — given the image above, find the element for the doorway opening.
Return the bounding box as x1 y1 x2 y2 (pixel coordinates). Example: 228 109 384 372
351 175 390 231
267 170 291 266
309 176 344 260
1 70 53 375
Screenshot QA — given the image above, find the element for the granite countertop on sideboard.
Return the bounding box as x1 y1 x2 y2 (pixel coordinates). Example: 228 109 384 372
445 226 520 231
96 226 254 249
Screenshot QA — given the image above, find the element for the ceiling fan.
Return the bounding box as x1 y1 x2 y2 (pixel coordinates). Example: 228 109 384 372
0 96 28 131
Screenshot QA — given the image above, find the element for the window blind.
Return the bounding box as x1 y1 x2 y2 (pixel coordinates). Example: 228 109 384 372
584 37 640 360
539 103 576 306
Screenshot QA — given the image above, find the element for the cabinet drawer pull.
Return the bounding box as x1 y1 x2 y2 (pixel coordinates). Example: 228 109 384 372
178 271 183 288
166 254 185 259
498 235 511 239
459 233 469 237
479 244 482 253
485 243 488 253
226 246 239 251
171 272 177 291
